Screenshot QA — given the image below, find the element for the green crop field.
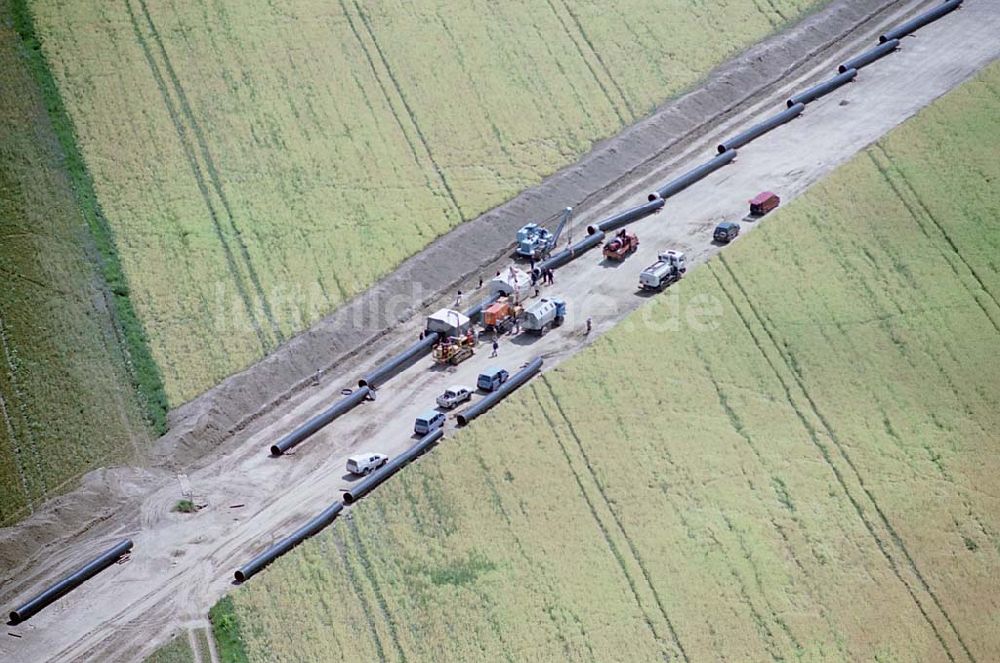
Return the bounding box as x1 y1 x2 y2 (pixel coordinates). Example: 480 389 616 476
27 0 820 404
0 0 150 525
212 63 1000 661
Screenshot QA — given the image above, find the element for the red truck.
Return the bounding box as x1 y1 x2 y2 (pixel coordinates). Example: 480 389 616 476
749 191 780 216
603 228 639 261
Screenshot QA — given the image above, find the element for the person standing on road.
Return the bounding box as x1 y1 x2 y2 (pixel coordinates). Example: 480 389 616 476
586 317 592 334
490 337 499 357
455 290 463 307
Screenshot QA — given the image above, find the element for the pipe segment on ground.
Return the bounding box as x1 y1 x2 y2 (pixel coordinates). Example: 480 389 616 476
585 197 665 236
786 69 857 107
647 149 737 202
838 39 899 74
234 502 343 583
358 332 440 389
533 230 606 277
880 0 961 43
9 539 133 624
456 357 543 426
270 386 371 455
342 428 444 505
717 103 804 154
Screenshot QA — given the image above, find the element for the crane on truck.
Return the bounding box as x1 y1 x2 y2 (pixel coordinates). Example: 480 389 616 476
603 228 639 261
516 207 573 260
639 250 687 291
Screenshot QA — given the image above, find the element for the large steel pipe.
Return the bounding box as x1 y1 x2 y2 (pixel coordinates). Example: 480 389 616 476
270 386 371 455
358 332 440 389
234 502 343 583
586 198 665 235
533 231 605 277
717 103 804 154
647 149 737 202
456 357 543 426
9 539 133 623
342 428 444 505
838 39 899 73
787 69 856 107
880 0 961 43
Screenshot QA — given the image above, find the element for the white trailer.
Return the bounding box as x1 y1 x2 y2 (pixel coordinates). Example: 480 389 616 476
521 298 566 334
489 266 534 303
426 308 471 336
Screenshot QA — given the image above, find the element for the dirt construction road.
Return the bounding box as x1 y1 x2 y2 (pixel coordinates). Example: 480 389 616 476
3 1 999 661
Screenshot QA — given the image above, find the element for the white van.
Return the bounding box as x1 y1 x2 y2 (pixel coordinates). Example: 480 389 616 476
414 410 446 435
346 453 388 476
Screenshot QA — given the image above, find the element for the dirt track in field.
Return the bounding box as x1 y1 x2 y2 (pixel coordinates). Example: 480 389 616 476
2 0 999 660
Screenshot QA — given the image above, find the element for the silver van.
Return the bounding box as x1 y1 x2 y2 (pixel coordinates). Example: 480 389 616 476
414 410 446 435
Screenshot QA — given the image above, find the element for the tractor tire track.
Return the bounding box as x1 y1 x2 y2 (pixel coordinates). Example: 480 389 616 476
537 377 690 662
868 146 1000 329
124 0 280 351
333 529 390 662
543 0 627 126
0 313 46 504
0 381 31 518
346 517 409 662
528 385 672 660
711 257 974 663
555 0 636 119
137 0 283 345
123 0 270 353
691 341 843 658
347 0 465 222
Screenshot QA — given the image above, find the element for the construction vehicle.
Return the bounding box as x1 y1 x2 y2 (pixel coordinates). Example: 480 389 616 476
482 296 523 335
639 250 687 290
603 228 639 261
749 191 780 216
433 329 477 365
521 298 566 335
489 266 534 302
426 308 471 337
516 207 572 260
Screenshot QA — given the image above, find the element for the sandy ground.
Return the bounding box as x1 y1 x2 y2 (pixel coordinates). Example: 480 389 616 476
2 0 999 660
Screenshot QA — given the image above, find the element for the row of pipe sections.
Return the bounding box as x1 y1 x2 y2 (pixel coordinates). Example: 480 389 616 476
221 0 977 597
9 539 133 624
266 2 965 458
270 294 498 456
240 357 544 580
9 0 969 623
241 431 444 582
241 356 546 579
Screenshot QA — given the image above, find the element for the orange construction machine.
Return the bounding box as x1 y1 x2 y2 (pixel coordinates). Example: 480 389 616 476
603 228 639 261
433 328 477 365
482 296 523 334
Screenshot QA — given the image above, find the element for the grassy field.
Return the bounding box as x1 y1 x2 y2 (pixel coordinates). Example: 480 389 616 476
28 0 820 404
0 0 150 525
212 63 1000 661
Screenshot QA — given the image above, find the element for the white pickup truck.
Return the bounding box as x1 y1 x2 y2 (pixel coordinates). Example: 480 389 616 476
639 250 687 291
